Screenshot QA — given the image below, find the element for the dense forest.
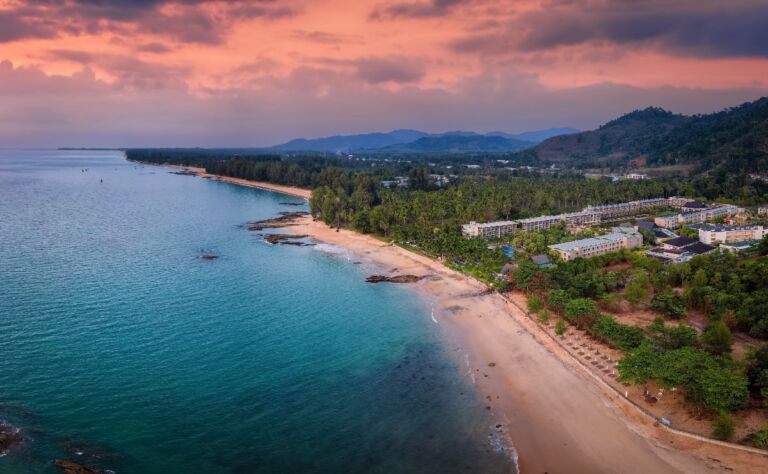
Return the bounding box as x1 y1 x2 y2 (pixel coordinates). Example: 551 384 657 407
524 96 768 174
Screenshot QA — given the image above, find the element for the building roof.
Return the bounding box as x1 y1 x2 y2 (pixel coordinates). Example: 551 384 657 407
685 242 716 255
687 223 712 230
531 254 551 265
683 201 707 209
663 236 697 248
635 220 655 230
549 233 629 252
703 225 760 232
648 247 685 255
550 238 604 252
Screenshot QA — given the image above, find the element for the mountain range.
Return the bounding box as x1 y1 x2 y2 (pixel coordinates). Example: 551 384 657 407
525 97 768 172
270 127 579 153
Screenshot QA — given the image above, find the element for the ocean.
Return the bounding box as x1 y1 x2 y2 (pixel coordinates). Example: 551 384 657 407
0 150 514 473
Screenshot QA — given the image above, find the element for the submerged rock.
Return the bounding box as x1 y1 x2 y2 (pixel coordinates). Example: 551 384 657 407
366 274 425 284
263 234 313 246
54 460 102 474
0 422 23 454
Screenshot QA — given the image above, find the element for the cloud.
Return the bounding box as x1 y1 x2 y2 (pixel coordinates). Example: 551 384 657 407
0 60 765 148
45 50 189 90
450 0 768 58
0 1 300 45
135 42 172 54
0 9 59 42
370 0 465 19
352 57 425 84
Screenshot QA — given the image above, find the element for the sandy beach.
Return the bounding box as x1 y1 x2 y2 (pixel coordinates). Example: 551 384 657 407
176 168 767 473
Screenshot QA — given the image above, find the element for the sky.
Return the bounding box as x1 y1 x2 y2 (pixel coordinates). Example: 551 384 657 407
1 0 767 147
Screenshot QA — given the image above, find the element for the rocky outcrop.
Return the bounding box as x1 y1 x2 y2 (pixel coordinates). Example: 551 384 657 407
248 212 309 231
366 275 425 284
0 422 23 454
264 234 313 246
54 460 102 474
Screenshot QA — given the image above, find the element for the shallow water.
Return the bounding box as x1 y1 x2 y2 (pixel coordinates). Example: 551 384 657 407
0 150 514 473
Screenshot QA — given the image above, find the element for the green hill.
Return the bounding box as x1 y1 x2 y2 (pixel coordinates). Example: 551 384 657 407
527 97 768 173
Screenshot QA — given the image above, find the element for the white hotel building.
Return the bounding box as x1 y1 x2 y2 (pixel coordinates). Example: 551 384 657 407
698 225 767 245
461 221 517 239
548 231 643 261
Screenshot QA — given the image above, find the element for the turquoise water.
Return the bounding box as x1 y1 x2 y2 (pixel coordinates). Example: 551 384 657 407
0 150 513 473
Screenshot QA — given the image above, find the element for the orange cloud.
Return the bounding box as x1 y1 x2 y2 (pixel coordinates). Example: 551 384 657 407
0 0 766 145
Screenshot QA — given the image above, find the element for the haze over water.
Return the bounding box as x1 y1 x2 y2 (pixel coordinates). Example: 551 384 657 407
0 150 513 473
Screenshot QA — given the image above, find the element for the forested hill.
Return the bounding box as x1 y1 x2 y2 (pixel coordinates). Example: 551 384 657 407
378 134 533 153
527 97 768 172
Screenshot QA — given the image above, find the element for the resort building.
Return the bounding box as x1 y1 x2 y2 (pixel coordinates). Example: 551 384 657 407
654 205 740 229
625 173 648 180
661 236 698 250
531 254 554 268
681 201 707 212
586 198 668 220
561 210 601 228
758 206 768 217
548 231 643 261
518 215 562 232
646 235 716 264
667 196 693 207
698 225 767 245
462 221 517 239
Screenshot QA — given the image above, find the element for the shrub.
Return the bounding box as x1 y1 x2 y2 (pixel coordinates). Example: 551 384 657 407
591 315 645 351
651 293 687 319
624 270 650 307
555 319 567 336
564 298 599 329
648 320 699 350
547 289 569 313
598 293 624 313
528 294 543 314
712 413 735 441
538 309 551 325
750 425 768 449
702 320 733 355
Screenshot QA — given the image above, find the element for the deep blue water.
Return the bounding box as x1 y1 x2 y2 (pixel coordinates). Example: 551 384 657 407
0 150 513 473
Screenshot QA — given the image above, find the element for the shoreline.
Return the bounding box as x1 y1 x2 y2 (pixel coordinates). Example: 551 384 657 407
163 164 312 199
165 164 767 472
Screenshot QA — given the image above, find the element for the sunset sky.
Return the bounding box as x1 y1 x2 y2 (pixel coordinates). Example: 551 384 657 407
1 0 767 146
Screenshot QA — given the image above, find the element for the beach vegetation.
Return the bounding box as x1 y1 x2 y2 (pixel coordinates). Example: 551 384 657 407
555 319 567 336
702 320 734 356
749 425 768 449
564 298 599 329
712 413 735 440
527 294 544 314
